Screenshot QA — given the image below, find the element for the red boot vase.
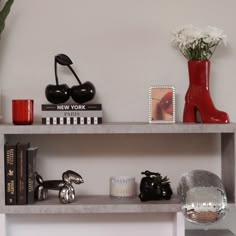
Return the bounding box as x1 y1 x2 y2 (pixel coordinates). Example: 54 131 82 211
183 60 229 123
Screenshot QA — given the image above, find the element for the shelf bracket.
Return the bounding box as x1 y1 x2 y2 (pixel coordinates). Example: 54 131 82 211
0 214 6 236
221 133 235 203
174 212 185 236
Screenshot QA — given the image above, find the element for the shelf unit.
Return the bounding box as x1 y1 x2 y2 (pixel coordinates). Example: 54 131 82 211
0 122 235 236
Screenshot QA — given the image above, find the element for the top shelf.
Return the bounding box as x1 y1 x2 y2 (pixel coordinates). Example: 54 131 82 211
0 122 235 134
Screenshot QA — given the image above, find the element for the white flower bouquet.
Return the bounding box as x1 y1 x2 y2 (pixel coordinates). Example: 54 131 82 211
171 25 227 60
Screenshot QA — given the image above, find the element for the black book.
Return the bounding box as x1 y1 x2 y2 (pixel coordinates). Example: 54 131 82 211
16 142 30 205
27 147 38 204
41 104 102 111
4 143 17 205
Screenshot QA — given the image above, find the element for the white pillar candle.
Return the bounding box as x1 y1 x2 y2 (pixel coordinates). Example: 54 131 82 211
110 176 136 198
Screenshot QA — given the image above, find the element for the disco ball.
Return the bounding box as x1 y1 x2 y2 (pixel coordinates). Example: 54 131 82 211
177 170 228 225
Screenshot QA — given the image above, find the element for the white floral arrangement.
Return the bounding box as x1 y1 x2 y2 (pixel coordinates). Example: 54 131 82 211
171 25 227 61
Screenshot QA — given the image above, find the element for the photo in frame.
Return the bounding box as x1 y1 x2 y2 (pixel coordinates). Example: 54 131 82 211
149 86 175 123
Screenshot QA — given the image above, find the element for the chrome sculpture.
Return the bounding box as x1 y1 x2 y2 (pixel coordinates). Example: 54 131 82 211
35 170 84 204
177 170 228 225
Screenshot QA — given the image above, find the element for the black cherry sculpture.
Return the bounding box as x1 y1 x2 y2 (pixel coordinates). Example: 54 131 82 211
45 54 96 104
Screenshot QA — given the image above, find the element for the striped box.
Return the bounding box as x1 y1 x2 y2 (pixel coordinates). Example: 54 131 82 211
42 117 102 125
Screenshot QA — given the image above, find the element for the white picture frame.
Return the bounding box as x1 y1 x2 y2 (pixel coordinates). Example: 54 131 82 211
149 86 175 123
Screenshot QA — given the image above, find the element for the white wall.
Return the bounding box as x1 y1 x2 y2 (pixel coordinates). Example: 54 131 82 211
1 0 236 235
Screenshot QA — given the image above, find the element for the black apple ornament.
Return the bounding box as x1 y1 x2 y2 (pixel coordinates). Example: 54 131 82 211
45 54 96 104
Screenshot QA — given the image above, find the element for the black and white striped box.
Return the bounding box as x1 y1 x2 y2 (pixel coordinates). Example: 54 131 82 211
42 117 102 125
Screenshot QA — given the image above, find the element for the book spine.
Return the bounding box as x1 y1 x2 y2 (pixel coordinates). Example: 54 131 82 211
41 110 102 118
27 147 38 204
42 117 102 125
4 144 17 205
17 143 30 205
42 104 102 111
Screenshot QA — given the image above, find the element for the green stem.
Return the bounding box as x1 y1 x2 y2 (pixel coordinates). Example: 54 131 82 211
208 41 220 60
179 48 189 60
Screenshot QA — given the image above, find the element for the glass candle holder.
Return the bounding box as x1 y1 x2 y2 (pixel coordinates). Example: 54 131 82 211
12 99 34 125
110 176 136 198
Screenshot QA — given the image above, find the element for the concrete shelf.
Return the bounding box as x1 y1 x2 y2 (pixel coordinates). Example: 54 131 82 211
186 230 235 236
1 195 181 214
0 122 235 134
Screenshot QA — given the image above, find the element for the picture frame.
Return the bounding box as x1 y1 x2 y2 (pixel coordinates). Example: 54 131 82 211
149 86 175 123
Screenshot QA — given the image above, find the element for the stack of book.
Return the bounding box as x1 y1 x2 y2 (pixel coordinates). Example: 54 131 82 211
4 143 38 205
41 104 103 125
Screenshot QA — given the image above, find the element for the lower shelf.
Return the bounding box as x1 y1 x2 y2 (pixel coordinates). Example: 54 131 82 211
186 230 235 236
1 195 180 214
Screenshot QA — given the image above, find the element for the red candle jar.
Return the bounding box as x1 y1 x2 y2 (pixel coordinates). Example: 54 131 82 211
12 99 34 125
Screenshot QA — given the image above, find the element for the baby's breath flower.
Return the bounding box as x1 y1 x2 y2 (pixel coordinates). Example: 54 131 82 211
172 25 227 60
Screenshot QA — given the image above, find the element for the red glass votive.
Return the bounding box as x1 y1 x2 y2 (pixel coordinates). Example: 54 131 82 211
12 99 34 125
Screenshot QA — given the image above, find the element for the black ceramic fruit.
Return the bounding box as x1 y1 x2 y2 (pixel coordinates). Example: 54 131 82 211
45 84 70 104
45 54 96 104
71 81 96 104
45 54 71 104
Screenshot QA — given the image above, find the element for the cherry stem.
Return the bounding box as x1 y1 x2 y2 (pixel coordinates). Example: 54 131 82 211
54 59 59 86
68 65 82 85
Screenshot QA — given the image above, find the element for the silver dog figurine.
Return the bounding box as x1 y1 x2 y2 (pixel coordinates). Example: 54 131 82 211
35 170 84 204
